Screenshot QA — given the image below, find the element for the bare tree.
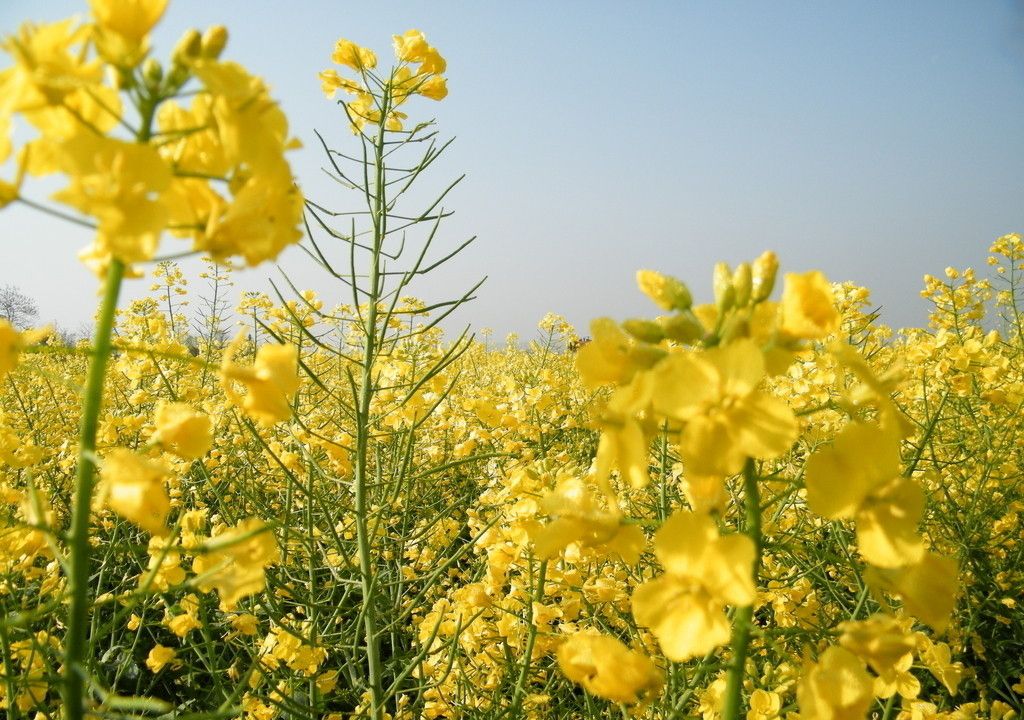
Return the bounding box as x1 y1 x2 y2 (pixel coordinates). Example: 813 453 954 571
0 285 39 328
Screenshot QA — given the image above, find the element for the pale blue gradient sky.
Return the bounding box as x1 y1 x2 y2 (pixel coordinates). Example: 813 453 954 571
2 1 1023 337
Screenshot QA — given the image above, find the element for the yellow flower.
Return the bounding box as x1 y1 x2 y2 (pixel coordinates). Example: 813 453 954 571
199 170 303 267
838 614 917 679
0 320 24 380
417 75 448 101
576 318 637 388
1 19 102 111
797 646 874 720
804 422 925 568
919 640 963 695
221 335 300 425
145 644 177 673
651 339 798 476
780 271 840 340
193 518 279 610
530 477 645 564
747 689 781 720
865 552 959 632
392 30 430 62
89 0 168 67
152 401 213 459
98 449 170 535
556 632 663 705
331 38 377 70
319 69 362 99
632 511 755 661
52 132 172 268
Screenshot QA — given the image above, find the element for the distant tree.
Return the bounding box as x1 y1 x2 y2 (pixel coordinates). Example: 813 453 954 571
0 285 39 328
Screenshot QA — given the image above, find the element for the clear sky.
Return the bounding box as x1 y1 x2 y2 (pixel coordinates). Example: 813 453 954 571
2 1 1023 338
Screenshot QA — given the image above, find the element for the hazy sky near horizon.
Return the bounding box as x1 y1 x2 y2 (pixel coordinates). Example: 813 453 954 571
1 1 1023 338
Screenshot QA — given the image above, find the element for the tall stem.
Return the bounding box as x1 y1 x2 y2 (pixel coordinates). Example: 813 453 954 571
353 91 391 720
63 258 125 720
721 459 762 720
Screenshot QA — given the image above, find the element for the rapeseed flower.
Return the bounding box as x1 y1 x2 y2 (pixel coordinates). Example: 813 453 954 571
152 401 213 459
651 339 798 476
221 335 300 425
804 422 925 568
98 449 171 535
556 632 663 705
632 511 755 661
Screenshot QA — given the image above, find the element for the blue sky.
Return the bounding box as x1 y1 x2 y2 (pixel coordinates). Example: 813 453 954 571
1 1 1023 337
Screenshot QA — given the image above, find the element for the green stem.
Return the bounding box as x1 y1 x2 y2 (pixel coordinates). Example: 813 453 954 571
63 258 125 720
721 459 762 720
510 558 548 716
352 89 391 720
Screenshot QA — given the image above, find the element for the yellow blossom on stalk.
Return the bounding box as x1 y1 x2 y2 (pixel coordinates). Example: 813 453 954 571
0 19 102 111
576 318 638 388
530 477 645 564
747 689 782 720
193 517 279 610
804 422 925 568
556 632 663 705
98 449 171 535
89 0 168 67
152 401 213 459
331 38 376 70
838 614 917 679
392 30 430 63
221 335 300 425
145 644 177 673
865 552 959 632
632 511 755 661
797 646 874 720
417 75 447 101
780 270 841 340
199 166 304 266
52 132 172 269
651 339 798 476
919 640 964 695
318 68 361 99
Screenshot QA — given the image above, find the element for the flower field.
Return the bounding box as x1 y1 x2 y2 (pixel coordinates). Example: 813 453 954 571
1 2 1023 720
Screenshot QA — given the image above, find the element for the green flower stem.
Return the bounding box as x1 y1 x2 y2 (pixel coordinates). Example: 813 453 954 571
351 89 392 720
722 459 763 720
64 257 125 720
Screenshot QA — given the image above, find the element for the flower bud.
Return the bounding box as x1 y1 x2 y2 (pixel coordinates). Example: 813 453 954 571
172 29 202 65
752 251 779 303
142 57 163 86
733 262 752 307
622 318 664 344
636 270 692 311
713 262 735 313
201 25 228 59
658 314 705 344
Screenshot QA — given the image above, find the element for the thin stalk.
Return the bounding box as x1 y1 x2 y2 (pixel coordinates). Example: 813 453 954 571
721 459 762 720
352 88 392 720
63 258 125 720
